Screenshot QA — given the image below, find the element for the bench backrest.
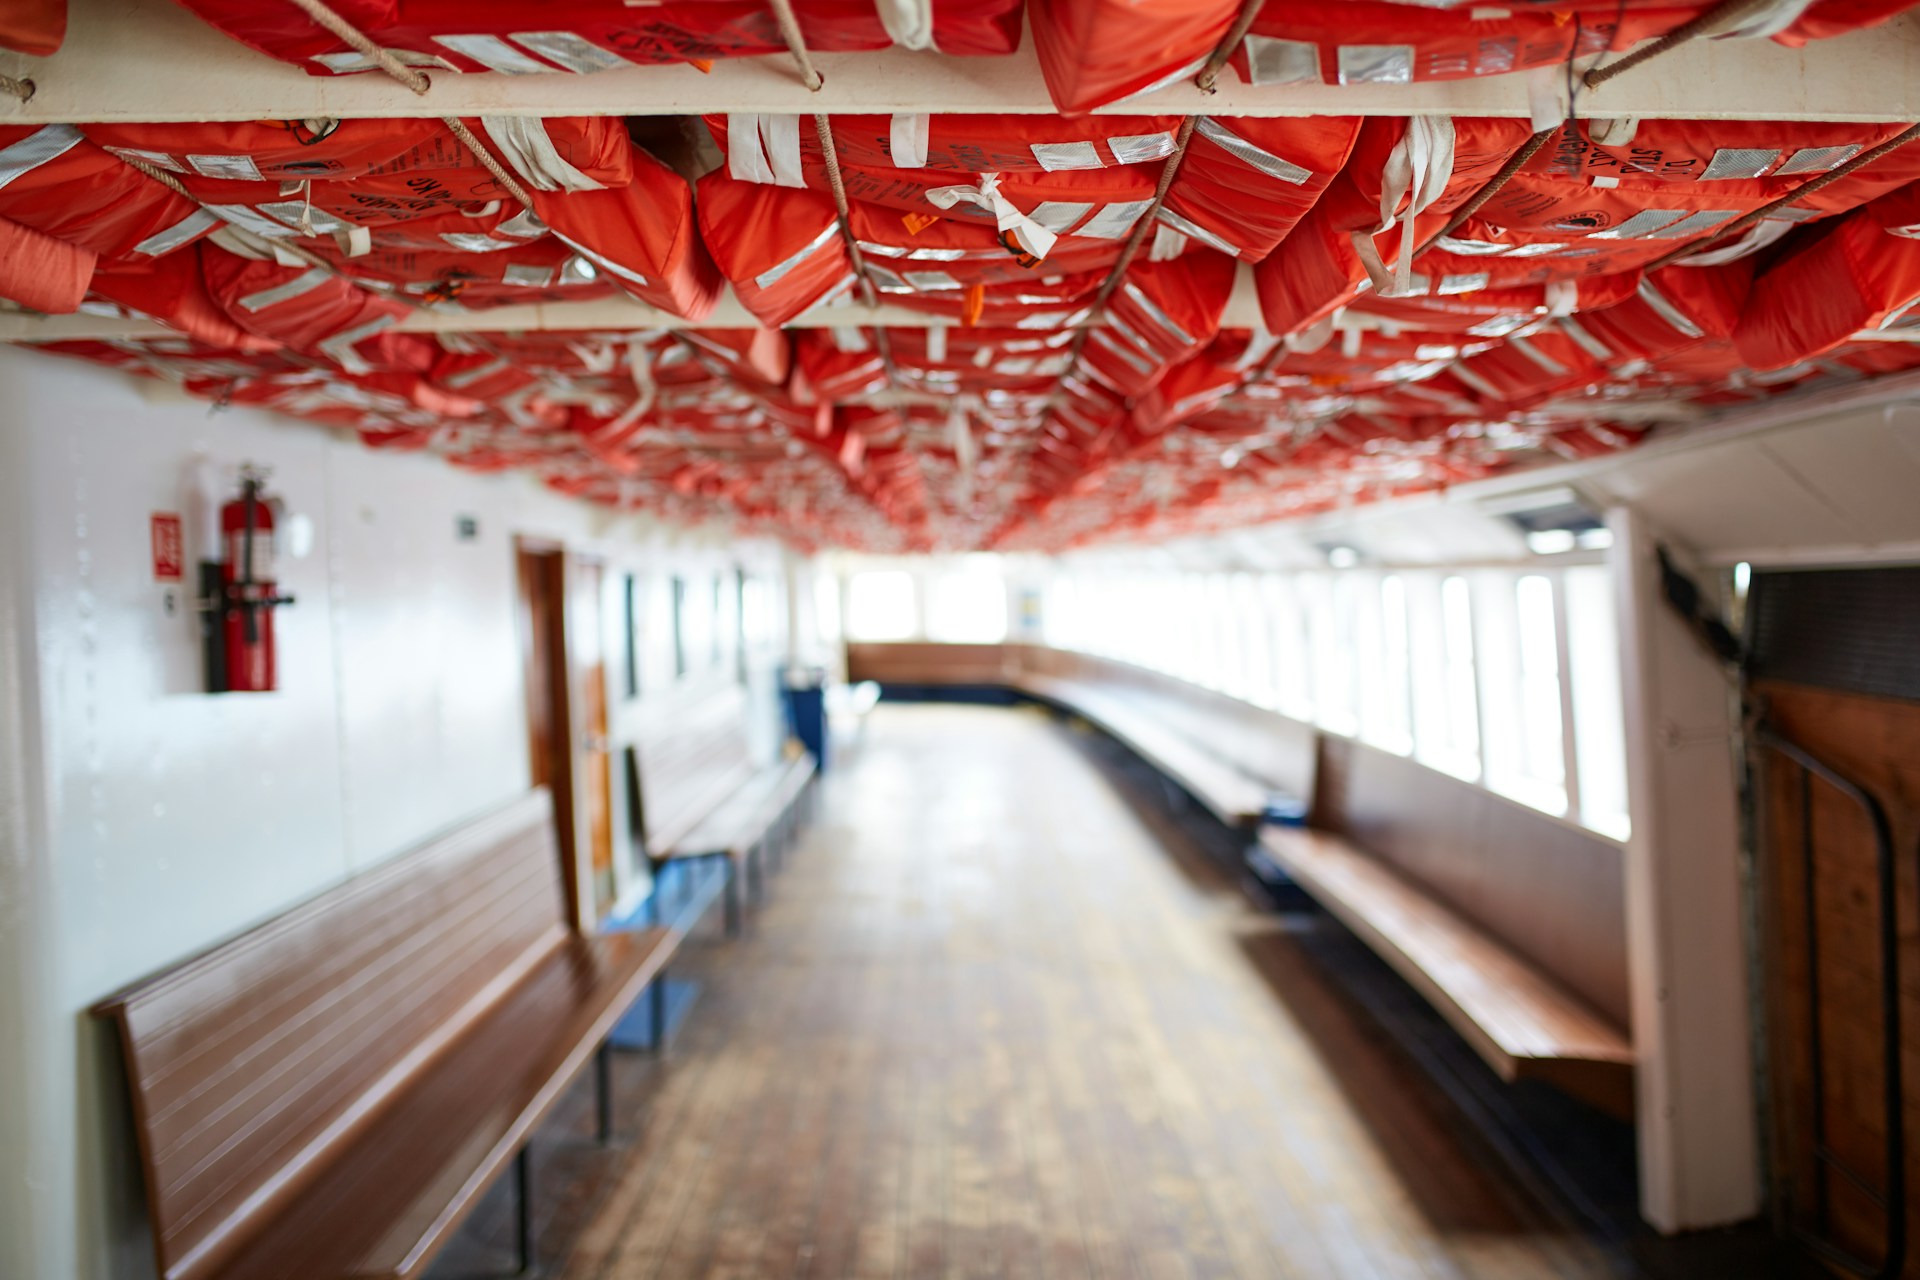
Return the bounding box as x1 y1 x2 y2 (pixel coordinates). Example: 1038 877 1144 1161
93 791 564 1280
1011 645 1320 803
847 641 1015 686
632 678 758 850
1316 737 1630 1026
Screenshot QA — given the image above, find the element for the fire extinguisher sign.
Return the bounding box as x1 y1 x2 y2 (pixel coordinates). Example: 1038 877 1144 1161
150 513 184 583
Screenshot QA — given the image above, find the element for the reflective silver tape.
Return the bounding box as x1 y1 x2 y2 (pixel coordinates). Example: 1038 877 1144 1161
495 209 547 239
203 203 301 239
310 48 448 73
1507 334 1569 375
1028 201 1092 234
187 152 264 181
1075 199 1153 240
509 31 627 73
1635 278 1704 338
1088 327 1156 373
1448 359 1502 399
0 125 83 191
1242 35 1320 86
132 207 220 256
503 259 556 284
1437 272 1489 294
1590 209 1687 239
1700 147 1779 181
440 232 525 253
480 116 604 191
100 145 183 173
1777 143 1863 176
1337 45 1414 85
1195 118 1311 185
443 356 515 388
1155 205 1239 257
1647 209 1739 238
1107 132 1177 165
257 201 354 235
903 270 961 290
755 223 840 289
1120 281 1195 347
1434 235 1512 255
865 263 908 290
558 254 602 285
237 266 333 313
1029 141 1103 172
434 33 558 74
316 314 399 373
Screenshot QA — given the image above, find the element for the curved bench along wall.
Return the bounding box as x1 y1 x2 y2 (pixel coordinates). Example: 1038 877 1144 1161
848 640 1628 1033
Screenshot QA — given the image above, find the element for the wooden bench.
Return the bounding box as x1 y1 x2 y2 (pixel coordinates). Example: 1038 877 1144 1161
91 790 675 1280
1009 646 1318 830
1263 738 1635 1115
845 640 1014 688
633 680 814 934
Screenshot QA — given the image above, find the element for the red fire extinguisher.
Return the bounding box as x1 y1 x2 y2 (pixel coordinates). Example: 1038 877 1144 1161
214 466 295 693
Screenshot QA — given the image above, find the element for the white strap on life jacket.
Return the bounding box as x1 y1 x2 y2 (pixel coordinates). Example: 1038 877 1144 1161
874 0 937 51
727 114 807 188
1376 117 1456 295
1712 0 1820 39
889 114 930 169
925 174 1059 261
479 116 605 192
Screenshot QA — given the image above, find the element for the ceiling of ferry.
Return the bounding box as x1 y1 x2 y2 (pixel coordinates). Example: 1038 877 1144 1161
5 0 1920 553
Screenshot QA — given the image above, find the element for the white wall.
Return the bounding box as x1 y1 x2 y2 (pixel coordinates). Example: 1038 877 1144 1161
0 346 784 1280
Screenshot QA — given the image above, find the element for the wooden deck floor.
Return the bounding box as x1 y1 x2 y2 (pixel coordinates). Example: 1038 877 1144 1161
539 703 1621 1279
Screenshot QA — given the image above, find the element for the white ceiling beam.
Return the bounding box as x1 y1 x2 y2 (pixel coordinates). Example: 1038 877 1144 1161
0 267 1265 338
3 0 1918 124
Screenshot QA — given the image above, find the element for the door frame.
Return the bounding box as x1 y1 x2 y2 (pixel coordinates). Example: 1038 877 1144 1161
515 535 613 931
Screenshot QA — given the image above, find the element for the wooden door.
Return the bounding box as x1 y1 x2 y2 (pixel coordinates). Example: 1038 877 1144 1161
569 556 616 919
1747 567 1920 1278
516 541 616 929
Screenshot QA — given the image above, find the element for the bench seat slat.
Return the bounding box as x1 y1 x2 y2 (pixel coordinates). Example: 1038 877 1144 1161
1257 825 1632 1102
664 756 815 862
1015 674 1269 826
207 926 673 1280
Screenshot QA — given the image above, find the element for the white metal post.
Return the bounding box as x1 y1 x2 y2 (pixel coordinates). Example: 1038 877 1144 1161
1609 504 1760 1231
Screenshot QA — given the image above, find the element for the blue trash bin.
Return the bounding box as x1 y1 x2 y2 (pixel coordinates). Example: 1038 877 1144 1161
782 667 829 772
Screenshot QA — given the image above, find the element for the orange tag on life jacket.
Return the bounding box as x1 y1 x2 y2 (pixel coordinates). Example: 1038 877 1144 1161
689 59 715 73
902 212 939 236
961 284 985 327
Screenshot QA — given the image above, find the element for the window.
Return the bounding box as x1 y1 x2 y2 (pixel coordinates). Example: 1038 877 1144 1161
1565 565 1629 838
1504 574 1569 813
1435 576 1483 779
621 573 640 699
1267 576 1312 721
927 567 1008 642
1208 574 1240 692
814 568 841 646
1361 575 1413 754
711 574 726 666
845 570 917 641
670 575 687 679
1235 575 1273 707
1305 575 1358 735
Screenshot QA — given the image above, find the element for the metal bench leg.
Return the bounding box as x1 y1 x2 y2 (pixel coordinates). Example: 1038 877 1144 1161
595 1042 613 1143
746 842 764 906
723 860 742 938
650 967 669 1052
515 1147 535 1275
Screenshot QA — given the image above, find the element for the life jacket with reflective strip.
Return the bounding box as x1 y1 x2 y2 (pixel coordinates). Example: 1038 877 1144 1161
172 0 1021 76
1232 0 1696 88
1414 119 1920 290
1157 116 1363 261
200 246 419 373
1734 180 1920 370
1027 0 1243 115
793 328 893 403
1447 328 1606 406
0 125 220 259
1569 262 1753 363
89 245 285 351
